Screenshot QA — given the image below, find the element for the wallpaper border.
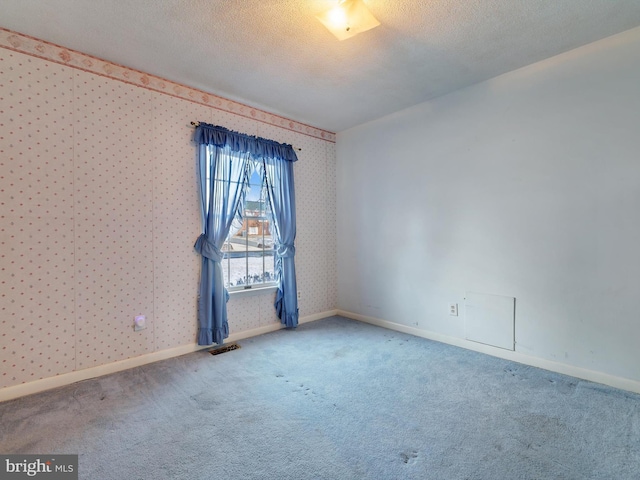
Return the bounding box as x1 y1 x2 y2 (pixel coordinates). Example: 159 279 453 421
0 27 336 143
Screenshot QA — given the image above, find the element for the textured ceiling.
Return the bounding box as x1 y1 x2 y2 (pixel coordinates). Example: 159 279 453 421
2 0 640 132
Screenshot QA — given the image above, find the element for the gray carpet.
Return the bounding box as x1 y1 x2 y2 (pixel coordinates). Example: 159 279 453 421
1 316 639 479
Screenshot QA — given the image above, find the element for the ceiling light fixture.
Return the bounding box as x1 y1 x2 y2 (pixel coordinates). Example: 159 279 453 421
316 0 380 41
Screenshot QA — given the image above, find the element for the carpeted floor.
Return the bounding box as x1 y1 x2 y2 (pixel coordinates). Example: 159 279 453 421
1 316 639 479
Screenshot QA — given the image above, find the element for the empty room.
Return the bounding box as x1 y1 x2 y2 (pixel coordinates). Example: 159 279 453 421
1 1 640 479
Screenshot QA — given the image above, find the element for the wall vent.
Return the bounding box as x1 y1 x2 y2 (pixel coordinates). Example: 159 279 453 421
208 343 241 355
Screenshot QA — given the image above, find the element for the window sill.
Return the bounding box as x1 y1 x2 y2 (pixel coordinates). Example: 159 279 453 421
228 285 278 298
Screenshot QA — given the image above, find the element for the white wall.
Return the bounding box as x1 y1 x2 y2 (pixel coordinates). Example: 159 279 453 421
337 26 640 385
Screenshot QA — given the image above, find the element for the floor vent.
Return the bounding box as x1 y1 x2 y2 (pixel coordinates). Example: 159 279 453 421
208 343 240 355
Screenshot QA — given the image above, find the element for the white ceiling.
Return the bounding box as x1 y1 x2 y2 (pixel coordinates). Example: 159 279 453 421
2 0 640 132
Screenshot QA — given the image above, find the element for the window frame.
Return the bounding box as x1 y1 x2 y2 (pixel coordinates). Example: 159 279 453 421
205 149 277 293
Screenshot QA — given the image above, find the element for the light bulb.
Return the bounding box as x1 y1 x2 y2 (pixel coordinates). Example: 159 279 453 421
326 5 349 31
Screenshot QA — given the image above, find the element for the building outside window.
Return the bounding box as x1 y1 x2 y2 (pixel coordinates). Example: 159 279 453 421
221 168 276 290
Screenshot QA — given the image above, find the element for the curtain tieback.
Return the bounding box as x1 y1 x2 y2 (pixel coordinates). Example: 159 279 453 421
275 243 295 258
194 234 223 262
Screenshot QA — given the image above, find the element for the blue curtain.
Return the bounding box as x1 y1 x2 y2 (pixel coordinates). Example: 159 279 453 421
194 123 299 344
194 141 249 345
264 157 299 327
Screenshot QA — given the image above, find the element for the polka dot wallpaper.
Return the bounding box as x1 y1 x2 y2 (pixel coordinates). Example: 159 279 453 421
0 48 337 390
1 53 77 386
73 71 155 369
152 93 209 351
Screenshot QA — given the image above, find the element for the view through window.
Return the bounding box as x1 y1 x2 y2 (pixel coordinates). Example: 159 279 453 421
221 166 276 290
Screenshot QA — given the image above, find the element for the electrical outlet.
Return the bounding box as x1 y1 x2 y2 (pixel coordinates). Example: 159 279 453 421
134 315 146 331
449 304 458 316
297 290 302 300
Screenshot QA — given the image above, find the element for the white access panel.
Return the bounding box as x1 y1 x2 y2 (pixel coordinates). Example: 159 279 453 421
465 292 515 351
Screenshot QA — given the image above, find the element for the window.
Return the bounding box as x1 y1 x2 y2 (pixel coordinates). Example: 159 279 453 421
205 149 276 291
196 123 299 343
223 167 276 290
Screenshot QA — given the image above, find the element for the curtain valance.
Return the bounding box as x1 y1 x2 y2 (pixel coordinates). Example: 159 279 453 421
194 123 298 162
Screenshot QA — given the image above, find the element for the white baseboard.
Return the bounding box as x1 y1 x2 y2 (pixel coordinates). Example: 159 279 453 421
0 310 337 402
337 309 640 395
299 309 339 324
13 308 635 400
226 309 337 342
